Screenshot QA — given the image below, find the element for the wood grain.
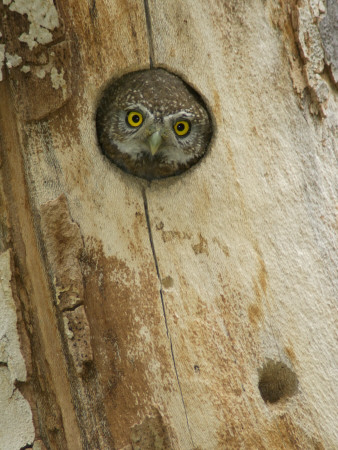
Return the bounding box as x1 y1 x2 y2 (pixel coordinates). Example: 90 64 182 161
0 0 337 448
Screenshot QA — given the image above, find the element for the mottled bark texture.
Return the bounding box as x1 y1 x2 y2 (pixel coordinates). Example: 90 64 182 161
0 0 337 448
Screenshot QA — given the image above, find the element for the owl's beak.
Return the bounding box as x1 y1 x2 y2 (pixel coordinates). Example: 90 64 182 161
148 131 163 155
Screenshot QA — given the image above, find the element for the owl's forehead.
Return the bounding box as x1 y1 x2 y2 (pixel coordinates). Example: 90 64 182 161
112 70 207 118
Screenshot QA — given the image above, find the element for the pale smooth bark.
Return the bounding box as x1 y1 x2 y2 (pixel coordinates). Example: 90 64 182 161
0 0 336 449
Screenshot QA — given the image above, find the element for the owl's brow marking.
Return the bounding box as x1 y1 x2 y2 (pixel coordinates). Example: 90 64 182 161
168 112 194 120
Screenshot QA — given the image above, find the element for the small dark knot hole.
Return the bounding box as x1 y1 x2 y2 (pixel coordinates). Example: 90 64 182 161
258 359 298 403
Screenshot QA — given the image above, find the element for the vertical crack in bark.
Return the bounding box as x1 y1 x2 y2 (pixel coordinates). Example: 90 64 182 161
142 188 194 447
142 188 168 332
143 0 154 68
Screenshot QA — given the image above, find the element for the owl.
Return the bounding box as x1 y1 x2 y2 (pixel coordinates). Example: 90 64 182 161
96 69 212 180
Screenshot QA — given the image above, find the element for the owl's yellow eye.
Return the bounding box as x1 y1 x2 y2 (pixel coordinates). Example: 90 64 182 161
127 111 143 127
174 120 190 136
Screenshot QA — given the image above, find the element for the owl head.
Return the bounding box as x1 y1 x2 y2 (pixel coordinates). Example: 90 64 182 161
96 69 212 180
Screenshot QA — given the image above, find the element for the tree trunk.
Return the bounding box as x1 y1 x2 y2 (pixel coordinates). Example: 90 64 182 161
0 0 337 449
